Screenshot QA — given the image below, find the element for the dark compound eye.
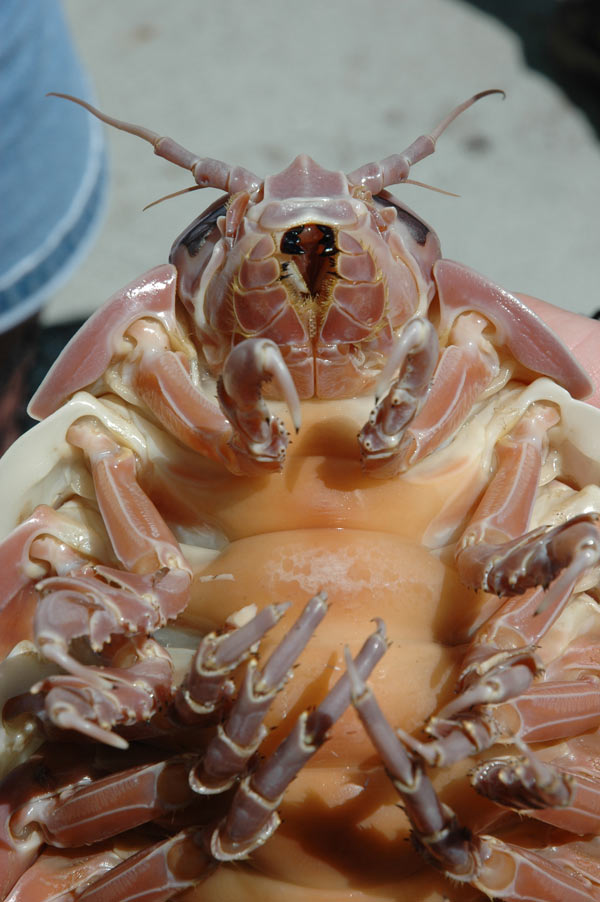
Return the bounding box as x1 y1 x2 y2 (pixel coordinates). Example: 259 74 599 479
374 194 429 246
317 225 336 256
280 225 337 257
280 227 305 255
171 194 229 259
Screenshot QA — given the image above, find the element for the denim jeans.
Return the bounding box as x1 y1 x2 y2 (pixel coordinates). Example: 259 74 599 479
0 0 107 333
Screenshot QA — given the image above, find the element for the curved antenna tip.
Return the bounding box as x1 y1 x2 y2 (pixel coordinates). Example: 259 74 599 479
474 88 506 102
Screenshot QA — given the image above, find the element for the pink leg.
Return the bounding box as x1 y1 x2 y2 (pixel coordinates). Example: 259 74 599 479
16 620 388 902
377 604 600 770
435 574 578 722
174 599 294 721
189 591 328 791
10 419 193 741
499 678 600 743
358 317 438 474
0 506 94 615
440 513 600 737
21 599 296 746
66 419 190 576
211 618 388 860
132 322 300 474
62 418 190 604
397 673 600 771
0 745 101 898
441 403 600 733
347 656 600 901
456 403 599 602
33 568 186 684
538 840 600 894
398 312 500 468
4 846 125 902
0 598 331 895
216 338 301 474
74 830 215 902
360 312 499 476
26 637 175 748
471 737 600 836
9 754 197 849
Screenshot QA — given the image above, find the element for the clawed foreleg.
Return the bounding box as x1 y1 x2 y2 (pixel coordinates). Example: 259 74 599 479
395 712 499 768
472 731 600 836
29 599 301 747
33 566 188 686
360 310 501 476
22 636 175 748
216 337 301 474
130 317 300 474
14 416 194 729
359 317 438 475
435 646 540 721
404 672 600 775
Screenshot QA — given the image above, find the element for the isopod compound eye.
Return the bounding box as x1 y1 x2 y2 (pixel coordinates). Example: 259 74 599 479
280 226 305 255
373 193 430 246
170 193 230 261
169 193 229 313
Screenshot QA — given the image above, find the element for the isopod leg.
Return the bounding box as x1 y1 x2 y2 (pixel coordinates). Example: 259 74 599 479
470 740 600 835
358 317 438 474
348 657 600 902
0 506 96 616
19 416 193 727
434 577 576 722
5 845 125 902
190 591 329 791
360 312 502 475
211 618 388 859
396 672 600 770
132 328 300 474
28 637 175 748
436 403 600 731
29 600 294 746
456 402 600 601
217 337 301 474
0 598 332 897
66 418 190 578
396 313 499 468
74 829 215 902
174 600 293 720
10 756 197 850
59 620 388 902
0 746 102 898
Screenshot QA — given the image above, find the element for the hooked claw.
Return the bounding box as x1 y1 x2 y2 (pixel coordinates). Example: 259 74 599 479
218 338 301 474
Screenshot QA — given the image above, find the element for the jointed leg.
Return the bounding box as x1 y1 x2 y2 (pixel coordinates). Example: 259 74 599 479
347 653 600 901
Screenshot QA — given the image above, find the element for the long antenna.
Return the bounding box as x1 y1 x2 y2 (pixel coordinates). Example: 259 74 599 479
347 89 505 194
